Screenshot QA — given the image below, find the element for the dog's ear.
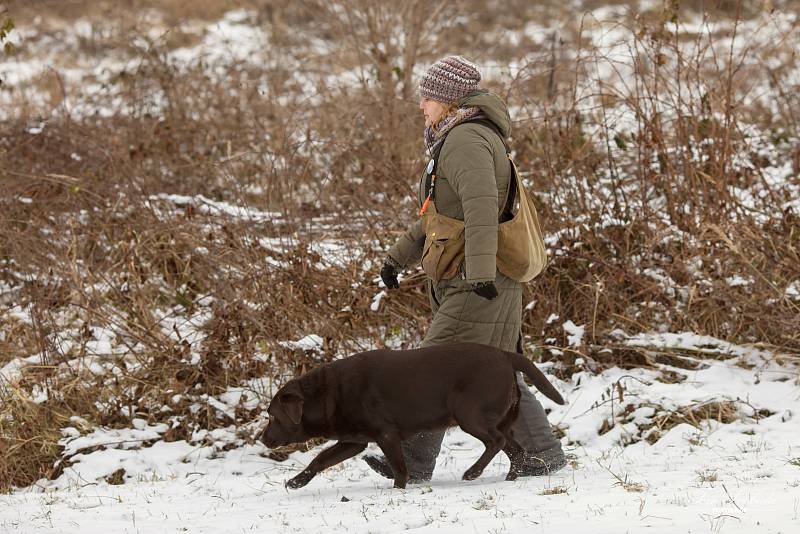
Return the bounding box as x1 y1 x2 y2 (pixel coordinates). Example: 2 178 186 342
280 391 304 425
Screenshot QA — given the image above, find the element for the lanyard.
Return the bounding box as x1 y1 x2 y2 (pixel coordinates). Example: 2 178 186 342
419 158 436 216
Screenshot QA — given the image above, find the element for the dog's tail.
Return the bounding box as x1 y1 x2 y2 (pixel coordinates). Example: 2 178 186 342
505 351 566 405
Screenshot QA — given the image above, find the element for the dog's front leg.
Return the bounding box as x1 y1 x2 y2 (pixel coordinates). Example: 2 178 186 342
286 441 368 489
375 434 408 489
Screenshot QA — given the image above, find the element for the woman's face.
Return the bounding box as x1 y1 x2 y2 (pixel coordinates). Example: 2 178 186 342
419 97 447 127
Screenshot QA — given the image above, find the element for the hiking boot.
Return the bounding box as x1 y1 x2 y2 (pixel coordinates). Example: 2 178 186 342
362 453 431 484
515 446 567 477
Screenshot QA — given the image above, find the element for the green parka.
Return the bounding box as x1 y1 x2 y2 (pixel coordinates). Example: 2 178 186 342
388 90 512 284
388 91 524 352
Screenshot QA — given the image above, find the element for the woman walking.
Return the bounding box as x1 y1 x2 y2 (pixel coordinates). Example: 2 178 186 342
369 55 565 483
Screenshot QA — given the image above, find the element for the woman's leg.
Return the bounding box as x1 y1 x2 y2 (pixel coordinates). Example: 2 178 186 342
511 372 565 473
400 275 520 480
396 279 447 481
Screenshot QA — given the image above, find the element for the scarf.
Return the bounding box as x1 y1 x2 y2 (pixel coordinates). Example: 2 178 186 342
423 106 483 155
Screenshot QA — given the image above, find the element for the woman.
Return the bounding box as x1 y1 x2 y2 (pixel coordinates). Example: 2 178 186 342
368 55 565 483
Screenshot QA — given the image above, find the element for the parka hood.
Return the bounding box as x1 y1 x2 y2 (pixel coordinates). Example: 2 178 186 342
458 90 512 138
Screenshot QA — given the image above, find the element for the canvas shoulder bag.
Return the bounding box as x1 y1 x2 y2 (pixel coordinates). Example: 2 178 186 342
495 157 548 282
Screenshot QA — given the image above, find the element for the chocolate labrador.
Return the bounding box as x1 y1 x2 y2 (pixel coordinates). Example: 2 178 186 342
260 342 565 489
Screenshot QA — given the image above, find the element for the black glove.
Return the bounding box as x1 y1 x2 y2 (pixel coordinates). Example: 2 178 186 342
471 281 498 300
380 257 401 289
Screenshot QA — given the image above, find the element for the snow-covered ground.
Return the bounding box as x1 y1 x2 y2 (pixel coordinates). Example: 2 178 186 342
2 335 798 533
2 4 799 533
2 426 796 534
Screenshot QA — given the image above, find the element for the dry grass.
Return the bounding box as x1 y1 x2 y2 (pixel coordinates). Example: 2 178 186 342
6 0 258 24
642 400 769 444
597 459 648 492
1 0 799 490
0 383 92 489
696 468 719 484
539 485 569 495
592 396 776 446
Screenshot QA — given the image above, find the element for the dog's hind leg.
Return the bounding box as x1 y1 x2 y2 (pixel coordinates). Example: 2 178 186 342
286 441 367 489
459 420 506 481
375 433 409 489
499 398 524 481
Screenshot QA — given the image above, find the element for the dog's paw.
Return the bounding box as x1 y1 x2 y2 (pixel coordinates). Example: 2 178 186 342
462 468 483 481
286 472 313 489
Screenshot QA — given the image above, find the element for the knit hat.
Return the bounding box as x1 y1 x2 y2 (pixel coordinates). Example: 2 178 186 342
419 55 481 105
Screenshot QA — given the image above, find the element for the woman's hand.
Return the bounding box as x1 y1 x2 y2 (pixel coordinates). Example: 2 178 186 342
471 281 498 300
380 257 401 289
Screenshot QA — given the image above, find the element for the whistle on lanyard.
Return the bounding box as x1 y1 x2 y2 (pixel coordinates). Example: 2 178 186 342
419 158 436 216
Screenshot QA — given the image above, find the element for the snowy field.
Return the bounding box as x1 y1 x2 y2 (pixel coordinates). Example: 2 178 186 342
2 335 798 533
2 427 798 534
2 3 799 533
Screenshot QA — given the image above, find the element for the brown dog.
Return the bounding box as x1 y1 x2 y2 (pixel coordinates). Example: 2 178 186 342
260 342 565 489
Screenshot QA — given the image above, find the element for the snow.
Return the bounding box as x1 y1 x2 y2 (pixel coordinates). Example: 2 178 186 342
371 290 386 311
786 281 800 300
278 334 324 354
624 332 779 361
2 332 797 533
727 275 754 288
562 320 586 347
0 353 44 384
26 122 45 135
149 193 282 223
60 421 169 457
168 10 266 68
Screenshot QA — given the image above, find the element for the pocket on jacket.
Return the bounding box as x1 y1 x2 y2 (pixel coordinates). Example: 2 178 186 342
421 215 465 282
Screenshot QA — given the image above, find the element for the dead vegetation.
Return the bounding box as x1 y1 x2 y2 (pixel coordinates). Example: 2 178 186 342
1 0 799 490
539 485 569 495
591 397 776 446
